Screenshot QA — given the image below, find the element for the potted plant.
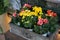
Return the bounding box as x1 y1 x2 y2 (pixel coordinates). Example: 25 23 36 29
11 4 58 37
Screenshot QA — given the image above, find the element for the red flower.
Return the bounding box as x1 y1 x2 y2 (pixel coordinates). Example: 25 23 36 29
47 10 52 13
23 4 31 8
43 19 48 24
13 12 17 17
47 10 57 17
37 18 43 26
53 13 57 17
47 10 53 16
49 12 54 16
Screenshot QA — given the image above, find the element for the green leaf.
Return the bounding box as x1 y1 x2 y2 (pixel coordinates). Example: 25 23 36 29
0 27 3 34
33 25 40 34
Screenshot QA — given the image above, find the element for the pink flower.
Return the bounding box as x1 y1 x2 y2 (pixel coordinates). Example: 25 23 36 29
13 12 17 17
43 19 48 24
23 4 31 8
37 18 43 26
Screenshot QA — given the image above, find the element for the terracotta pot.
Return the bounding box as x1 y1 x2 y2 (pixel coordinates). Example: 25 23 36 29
0 13 12 33
55 30 60 40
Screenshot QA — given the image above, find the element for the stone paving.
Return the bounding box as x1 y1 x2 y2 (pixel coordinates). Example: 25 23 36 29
0 34 5 40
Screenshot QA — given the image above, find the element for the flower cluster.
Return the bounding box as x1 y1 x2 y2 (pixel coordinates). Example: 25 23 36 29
12 4 58 34
37 18 48 26
46 10 57 17
19 6 43 20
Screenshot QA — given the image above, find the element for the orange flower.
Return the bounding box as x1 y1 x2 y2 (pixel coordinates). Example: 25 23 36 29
47 10 57 17
47 10 52 13
48 12 54 16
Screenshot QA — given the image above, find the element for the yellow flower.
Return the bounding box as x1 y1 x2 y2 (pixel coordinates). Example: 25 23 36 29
30 12 35 15
26 12 32 16
39 7 42 13
38 16 41 19
33 6 42 13
22 16 25 19
34 13 38 16
25 10 31 13
33 6 38 13
33 6 37 10
19 12 23 16
39 12 43 15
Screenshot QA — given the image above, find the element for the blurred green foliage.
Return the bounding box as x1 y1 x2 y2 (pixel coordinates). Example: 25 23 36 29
0 26 3 34
4 0 9 7
0 0 4 15
0 0 9 15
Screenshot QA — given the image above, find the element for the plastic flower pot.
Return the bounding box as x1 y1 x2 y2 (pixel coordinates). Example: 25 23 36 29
42 32 51 37
27 29 33 32
16 22 20 26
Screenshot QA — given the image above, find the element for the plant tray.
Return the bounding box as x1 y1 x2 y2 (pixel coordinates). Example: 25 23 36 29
10 23 55 40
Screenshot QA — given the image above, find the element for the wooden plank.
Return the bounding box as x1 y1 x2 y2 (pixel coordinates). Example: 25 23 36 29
5 31 26 40
10 23 49 40
10 23 60 40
